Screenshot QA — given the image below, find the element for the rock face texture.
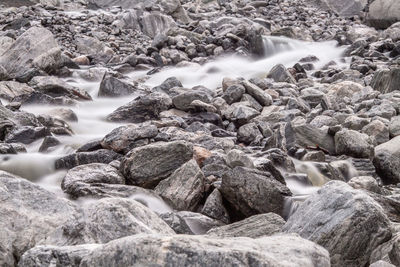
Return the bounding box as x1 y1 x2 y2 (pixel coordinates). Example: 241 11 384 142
367 0 400 29
284 181 392 267
306 0 368 17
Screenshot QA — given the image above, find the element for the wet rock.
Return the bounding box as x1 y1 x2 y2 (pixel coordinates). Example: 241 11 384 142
172 89 213 111
284 181 391 267
367 0 400 29
201 189 230 224
98 72 137 97
38 136 60 153
221 167 292 219
267 64 296 84
389 116 400 137
78 234 330 267
373 136 400 184
155 159 204 211
0 81 34 101
370 68 400 94
306 0 368 17
335 129 373 158
5 126 50 145
226 149 254 168
370 233 400 266
101 124 158 153
141 12 177 38
120 140 193 188
0 171 78 266
242 80 272 106
55 149 122 170
291 123 336 155
348 176 381 194
107 92 172 123
0 27 61 78
222 84 245 104
41 198 174 246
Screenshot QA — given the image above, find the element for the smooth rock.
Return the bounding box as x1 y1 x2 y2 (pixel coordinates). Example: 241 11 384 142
373 136 400 184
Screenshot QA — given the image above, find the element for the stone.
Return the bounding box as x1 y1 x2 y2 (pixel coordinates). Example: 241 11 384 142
370 261 396 267
362 120 389 146
242 80 272 106
39 136 60 153
141 12 177 38
222 84 245 104
0 81 34 101
370 68 400 94
373 136 400 184
55 149 122 170
0 27 61 78
155 159 204 211
0 171 78 266
207 213 285 238
335 129 373 158
5 126 50 145
291 123 336 155
101 124 158 153
107 92 172 123
98 72 137 97
226 149 254 168
389 116 400 137
284 181 392 267
348 176 381 194
370 233 400 266
172 89 213 111
120 141 193 188
267 64 296 84
306 0 368 17
225 103 260 125
367 0 400 29
237 122 263 145
221 167 292 218
201 189 230 224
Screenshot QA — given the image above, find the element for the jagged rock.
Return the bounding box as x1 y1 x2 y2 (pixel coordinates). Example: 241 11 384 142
98 72 137 97
222 84 245 104
389 116 400 138
201 189 230 224
55 149 122 170
362 120 389 146
101 124 158 153
172 89 213 111
0 171 78 266
0 81 34 101
373 136 400 184
39 136 60 153
335 129 373 158
306 0 368 17
5 126 50 145
370 233 400 266
107 92 172 123
207 213 285 238
267 64 296 84
348 176 381 194
221 167 292 218
367 0 400 29
120 140 193 188
242 80 272 106
141 12 177 38
284 181 392 267
370 68 400 94
291 123 336 155
155 159 204 211
226 149 254 168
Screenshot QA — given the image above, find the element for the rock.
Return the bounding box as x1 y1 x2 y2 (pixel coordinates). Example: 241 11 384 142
61 163 125 197
225 103 260 125
373 136 400 184
41 198 174 246
77 234 331 267
0 171 78 266
362 120 389 146
0 81 34 101
5 126 50 144
370 233 400 266
75 36 114 64
226 149 254 168
335 129 373 158
267 64 296 84
284 181 392 267
370 68 400 94
242 80 272 106
141 12 177 38
201 189 230 224
0 27 61 78
389 116 400 137
237 122 263 145
120 140 193 188
222 84 245 104
384 22 400 41
367 0 400 29
221 167 291 219
306 0 368 17
39 136 60 153
155 159 204 211
98 72 137 97
207 213 285 238
101 124 158 153
291 123 336 155
370 261 396 267
55 149 122 170
47 108 78 122
107 92 172 123
348 176 381 194
172 89 213 111
29 76 92 101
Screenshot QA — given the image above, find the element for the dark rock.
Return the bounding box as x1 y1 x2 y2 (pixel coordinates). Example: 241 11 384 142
5 126 50 145
373 136 400 184
38 136 60 153
267 64 296 84
55 149 122 170
98 72 137 97
201 189 230 224
370 68 400 94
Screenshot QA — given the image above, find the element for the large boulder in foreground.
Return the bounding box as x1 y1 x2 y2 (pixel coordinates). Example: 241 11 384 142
367 0 400 29
0 27 61 78
284 181 392 267
21 234 330 267
220 167 292 218
120 141 193 188
373 136 400 184
0 171 78 266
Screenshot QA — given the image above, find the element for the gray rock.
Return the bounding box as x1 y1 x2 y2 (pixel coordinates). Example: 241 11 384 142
41 198 174 247
225 103 260 125
0 27 61 78
155 159 204 211
0 81 34 101
306 0 368 17
39 136 61 153
362 120 389 146
55 149 122 170
78 234 330 267
222 84 245 104
335 129 373 158
201 189 230 224
370 261 396 267
284 181 392 267
370 68 400 94
389 116 400 138
367 0 400 29
237 122 263 144
0 171 78 266
221 167 292 218
141 12 177 38
267 64 296 84
101 124 158 153
120 140 193 188
172 89 213 111
5 126 50 144
207 213 285 238
87 0 155 9
370 233 400 266
98 72 137 97
291 123 336 155
348 176 381 194
242 80 272 106
373 136 400 184
107 92 172 123
226 149 254 168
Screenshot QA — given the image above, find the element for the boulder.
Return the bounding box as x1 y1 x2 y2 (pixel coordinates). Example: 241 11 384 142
348 176 381 194
201 189 230 224
389 116 400 138
335 129 373 158
222 84 245 104
207 213 285 238
370 68 400 94
306 0 368 17
120 141 193 188
0 27 61 78
106 92 172 123
373 136 400 184
220 167 292 218
370 233 400 266
55 149 122 170
291 123 336 155
0 171 78 266
242 80 272 106
267 64 296 84
284 181 392 267
141 12 177 38
367 0 400 29
5 126 50 144
172 89 213 111
98 72 137 97
155 159 204 211
0 81 34 101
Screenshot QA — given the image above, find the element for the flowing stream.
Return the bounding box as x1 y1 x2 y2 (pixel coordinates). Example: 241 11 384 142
0 36 349 215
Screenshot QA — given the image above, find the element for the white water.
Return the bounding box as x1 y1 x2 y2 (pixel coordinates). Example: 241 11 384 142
0 36 348 214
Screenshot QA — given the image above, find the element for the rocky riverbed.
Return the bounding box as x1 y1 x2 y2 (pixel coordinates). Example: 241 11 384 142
0 0 400 266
